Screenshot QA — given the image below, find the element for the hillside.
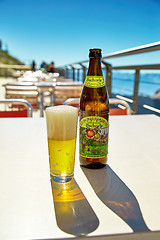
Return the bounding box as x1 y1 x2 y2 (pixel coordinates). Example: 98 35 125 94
0 50 24 77
0 50 23 65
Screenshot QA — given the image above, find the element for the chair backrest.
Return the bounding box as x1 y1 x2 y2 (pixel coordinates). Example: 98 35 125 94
54 84 83 106
63 98 80 108
109 98 131 115
0 99 33 117
64 98 131 115
3 83 38 109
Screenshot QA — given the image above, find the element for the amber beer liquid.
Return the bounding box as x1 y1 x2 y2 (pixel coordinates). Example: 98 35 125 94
45 105 78 177
79 49 109 169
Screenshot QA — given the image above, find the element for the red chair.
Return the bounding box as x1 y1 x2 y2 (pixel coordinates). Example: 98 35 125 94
3 82 38 109
0 99 33 118
109 98 131 115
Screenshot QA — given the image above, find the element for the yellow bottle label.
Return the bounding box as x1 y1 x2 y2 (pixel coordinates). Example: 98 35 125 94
79 116 109 158
84 76 105 88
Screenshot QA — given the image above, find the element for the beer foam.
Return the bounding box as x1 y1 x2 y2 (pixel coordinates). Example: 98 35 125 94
45 105 78 140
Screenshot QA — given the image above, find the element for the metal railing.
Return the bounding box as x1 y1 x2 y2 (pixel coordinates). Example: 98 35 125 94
59 41 160 114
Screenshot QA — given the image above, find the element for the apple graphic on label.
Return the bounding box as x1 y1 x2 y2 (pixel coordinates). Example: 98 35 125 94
86 129 95 138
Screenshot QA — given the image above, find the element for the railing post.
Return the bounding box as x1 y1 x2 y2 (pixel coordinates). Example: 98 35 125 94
132 69 140 114
79 64 87 83
72 67 75 81
83 66 87 83
65 67 68 79
102 61 112 97
62 68 65 77
77 69 80 81
66 67 70 79
70 65 75 81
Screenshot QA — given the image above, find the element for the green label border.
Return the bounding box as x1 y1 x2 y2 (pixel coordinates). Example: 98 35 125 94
84 76 105 88
80 116 109 128
79 116 109 158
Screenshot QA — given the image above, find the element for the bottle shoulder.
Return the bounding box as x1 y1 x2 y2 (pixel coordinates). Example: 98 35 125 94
81 85 108 97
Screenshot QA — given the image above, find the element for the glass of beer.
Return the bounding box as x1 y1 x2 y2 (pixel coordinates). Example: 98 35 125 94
45 105 78 182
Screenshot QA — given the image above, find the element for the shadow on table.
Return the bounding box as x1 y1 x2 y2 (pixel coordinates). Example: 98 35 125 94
81 165 150 233
51 177 99 236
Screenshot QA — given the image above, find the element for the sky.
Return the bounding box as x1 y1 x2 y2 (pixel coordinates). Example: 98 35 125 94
0 0 160 68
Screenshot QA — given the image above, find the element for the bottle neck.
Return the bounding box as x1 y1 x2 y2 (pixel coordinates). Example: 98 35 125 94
87 58 103 76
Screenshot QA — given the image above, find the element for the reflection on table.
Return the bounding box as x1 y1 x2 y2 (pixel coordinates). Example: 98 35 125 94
51 177 99 236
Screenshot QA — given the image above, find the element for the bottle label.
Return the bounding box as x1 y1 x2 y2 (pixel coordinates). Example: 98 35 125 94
79 116 109 158
84 76 105 88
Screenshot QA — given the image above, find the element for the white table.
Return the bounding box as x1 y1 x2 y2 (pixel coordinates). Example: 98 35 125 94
35 81 83 117
0 115 160 240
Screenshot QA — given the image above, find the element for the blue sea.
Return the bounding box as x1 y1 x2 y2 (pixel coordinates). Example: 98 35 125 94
110 71 160 97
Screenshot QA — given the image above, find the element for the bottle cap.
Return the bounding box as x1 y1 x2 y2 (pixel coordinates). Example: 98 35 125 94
89 48 102 58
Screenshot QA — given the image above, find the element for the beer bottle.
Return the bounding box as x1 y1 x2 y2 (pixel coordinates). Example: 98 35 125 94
79 48 109 169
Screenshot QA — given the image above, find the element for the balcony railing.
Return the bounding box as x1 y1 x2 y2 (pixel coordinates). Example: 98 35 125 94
59 41 160 115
